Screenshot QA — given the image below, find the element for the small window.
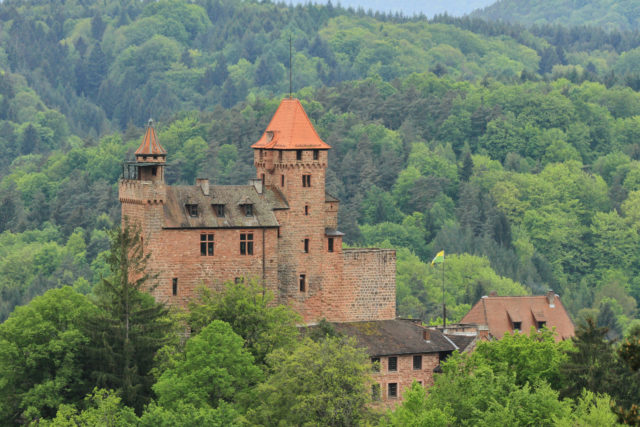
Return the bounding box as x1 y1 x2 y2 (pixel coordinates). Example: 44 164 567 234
244 204 253 217
172 278 178 296
279 151 283 161
537 321 546 330
304 238 309 253
240 233 254 255
417 380 423 386
234 277 242 284
299 274 306 292
259 149 263 159
413 355 422 370
328 237 334 252
151 166 157 176
371 357 380 372
313 149 319 160
153 155 158 160
200 234 214 256
302 174 311 187
372 384 381 401
513 321 522 330
187 204 198 217
388 383 398 398
213 204 225 217
304 205 309 215
281 175 285 187
388 356 397 372
296 150 302 160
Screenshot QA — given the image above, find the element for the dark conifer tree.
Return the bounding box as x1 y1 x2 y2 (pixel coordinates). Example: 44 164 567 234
21 123 39 154
460 150 473 182
83 225 171 414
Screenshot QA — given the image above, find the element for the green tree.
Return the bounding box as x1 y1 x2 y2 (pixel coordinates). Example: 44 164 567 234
42 389 138 427
153 320 261 412
188 280 300 366
0 287 95 424
83 225 172 413
250 336 372 426
474 327 571 389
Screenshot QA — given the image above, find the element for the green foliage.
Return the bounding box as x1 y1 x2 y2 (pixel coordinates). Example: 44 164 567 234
188 280 301 366
474 327 571 388
83 225 172 413
249 336 372 426
0 287 95 424
153 320 261 411
41 389 138 427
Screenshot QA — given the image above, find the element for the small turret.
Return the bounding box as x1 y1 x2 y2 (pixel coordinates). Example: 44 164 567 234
132 119 166 182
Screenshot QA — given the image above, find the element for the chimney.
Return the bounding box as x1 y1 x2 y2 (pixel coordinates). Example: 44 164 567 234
547 290 556 307
196 178 209 196
422 329 431 341
489 291 498 297
249 178 263 194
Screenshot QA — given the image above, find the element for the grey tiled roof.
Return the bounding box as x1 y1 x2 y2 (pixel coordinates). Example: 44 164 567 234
316 319 458 356
163 185 281 228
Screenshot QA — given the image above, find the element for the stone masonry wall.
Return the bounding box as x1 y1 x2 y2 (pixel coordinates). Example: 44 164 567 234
145 227 279 308
338 248 396 322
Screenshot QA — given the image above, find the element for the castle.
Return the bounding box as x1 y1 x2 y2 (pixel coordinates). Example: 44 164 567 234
119 98 397 324
119 97 462 402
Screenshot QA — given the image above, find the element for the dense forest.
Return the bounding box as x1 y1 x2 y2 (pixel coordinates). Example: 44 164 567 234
1 0 640 423
473 0 640 32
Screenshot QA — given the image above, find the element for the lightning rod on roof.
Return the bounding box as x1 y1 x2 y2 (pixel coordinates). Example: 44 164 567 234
289 35 292 99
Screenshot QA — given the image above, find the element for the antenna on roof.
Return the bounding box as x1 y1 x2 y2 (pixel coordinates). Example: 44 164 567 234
289 35 292 99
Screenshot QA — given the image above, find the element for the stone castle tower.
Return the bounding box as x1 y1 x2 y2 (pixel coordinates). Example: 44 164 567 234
119 98 396 323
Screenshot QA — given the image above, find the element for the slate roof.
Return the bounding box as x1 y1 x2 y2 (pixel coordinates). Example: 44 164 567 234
445 334 476 353
460 293 575 340
163 185 281 228
327 319 457 357
135 120 166 156
251 98 331 150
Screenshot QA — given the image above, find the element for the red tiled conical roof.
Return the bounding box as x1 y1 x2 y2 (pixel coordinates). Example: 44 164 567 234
135 119 167 156
251 98 331 150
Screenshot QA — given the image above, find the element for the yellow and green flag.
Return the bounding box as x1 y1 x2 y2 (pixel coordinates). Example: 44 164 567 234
431 250 444 266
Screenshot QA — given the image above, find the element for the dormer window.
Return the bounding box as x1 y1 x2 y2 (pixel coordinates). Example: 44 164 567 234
512 321 522 331
243 204 253 217
213 204 225 217
186 204 198 217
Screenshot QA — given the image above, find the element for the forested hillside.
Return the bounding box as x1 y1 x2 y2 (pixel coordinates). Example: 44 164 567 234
473 0 640 32
1 0 640 338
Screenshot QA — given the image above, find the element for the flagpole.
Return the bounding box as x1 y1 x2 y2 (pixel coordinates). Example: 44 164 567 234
442 255 446 329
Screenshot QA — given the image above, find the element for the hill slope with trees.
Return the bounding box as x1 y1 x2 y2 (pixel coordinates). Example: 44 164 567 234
0 0 640 336
473 0 640 32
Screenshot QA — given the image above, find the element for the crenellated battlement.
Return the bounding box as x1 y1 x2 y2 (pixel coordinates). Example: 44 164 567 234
119 179 166 204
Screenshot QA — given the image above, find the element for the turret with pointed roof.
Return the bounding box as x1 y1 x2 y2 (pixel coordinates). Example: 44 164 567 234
252 98 331 150
133 119 166 183
135 119 167 163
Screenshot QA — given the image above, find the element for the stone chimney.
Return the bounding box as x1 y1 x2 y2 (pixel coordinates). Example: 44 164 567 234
423 329 431 341
196 178 209 196
547 290 556 307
